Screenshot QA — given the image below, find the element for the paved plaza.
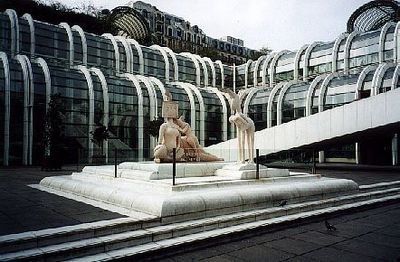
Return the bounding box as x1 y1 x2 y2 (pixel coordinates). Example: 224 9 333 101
0 166 399 261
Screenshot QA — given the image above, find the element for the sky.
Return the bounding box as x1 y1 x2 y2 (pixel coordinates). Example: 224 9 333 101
53 0 372 51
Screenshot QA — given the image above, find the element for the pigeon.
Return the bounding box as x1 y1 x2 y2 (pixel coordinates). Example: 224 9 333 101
278 200 287 207
325 220 337 231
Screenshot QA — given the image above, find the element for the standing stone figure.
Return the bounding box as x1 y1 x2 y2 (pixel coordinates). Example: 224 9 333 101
226 89 255 163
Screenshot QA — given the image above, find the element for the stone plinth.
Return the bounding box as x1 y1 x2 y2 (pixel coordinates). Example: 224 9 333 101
215 162 290 179
38 162 359 223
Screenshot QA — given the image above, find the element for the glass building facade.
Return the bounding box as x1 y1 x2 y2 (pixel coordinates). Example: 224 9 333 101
0 7 399 166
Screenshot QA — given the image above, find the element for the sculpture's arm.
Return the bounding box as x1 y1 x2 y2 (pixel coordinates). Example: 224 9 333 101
158 124 166 145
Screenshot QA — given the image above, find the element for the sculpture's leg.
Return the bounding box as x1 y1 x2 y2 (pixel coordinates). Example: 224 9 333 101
236 127 242 163
247 130 254 163
240 130 245 163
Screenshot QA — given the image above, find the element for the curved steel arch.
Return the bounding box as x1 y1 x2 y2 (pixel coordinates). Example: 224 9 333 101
267 82 286 128
185 83 205 145
294 44 309 80
332 32 348 73
391 64 400 90
35 58 52 108
261 53 275 86
305 74 326 116
171 82 196 130
181 52 201 86
215 60 224 88
303 42 323 80
75 65 95 161
127 38 144 74
277 80 299 125
344 31 360 74
115 36 133 73
203 57 216 87
0 52 10 166
151 45 170 81
253 55 267 87
15 55 34 165
60 22 74 66
379 22 396 63
22 13 35 57
206 87 228 141
102 33 120 74
5 9 19 56
244 59 253 88
355 65 377 99
149 76 168 101
318 72 338 113
72 25 88 66
162 47 179 81
372 63 393 95
195 54 209 87
89 67 109 161
269 51 290 87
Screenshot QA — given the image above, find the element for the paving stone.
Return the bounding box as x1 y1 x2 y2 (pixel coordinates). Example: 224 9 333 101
376 224 400 237
356 232 400 248
332 239 400 261
302 246 377 262
200 254 245 262
263 237 323 256
290 230 347 246
227 245 294 262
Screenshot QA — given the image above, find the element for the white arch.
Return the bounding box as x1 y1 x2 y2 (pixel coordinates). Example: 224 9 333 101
305 74 326 116
371 63 392 96
195 54 209 87
203 57 216 87
303 41 323 80
261 53 275 86
344 31 359 74
277 80 299 125
59 22 74 66
22 14 35 57
115 36 133 73
1 52 10 166
318 73 337 112
35 58 52 109
151 45 170 82
269 50 290 87
332 32 348 72
89 68 109 161
379 22 396 63
243 87 258 115
394 22 400 63
207 87 228 141
135 75 157 120
71 25 87 66
355 65 377 99
171 82 196 130
75 65 95 161
127 38 144 75
5 9 19 56
293 44 309 80
253 55 267 87
102 33 120 74
216 60 224 88
185 83 205 145
162 47 179 81
149 76 168 101
244 59 253 88
15 55 34 165
181 52 201 86
123 73 144 160
391 65 400 90
267 82 285 128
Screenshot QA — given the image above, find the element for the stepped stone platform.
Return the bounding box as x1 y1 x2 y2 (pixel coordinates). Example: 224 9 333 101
38 162 359 223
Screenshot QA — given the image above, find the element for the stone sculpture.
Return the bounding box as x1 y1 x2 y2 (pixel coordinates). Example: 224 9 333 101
226 89 255 163
154 92 223 163
175 116 223 162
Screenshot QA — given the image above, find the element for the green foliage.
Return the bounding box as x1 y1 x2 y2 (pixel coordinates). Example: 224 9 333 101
90 124 110 147
147 117 165 137
43 94 65 154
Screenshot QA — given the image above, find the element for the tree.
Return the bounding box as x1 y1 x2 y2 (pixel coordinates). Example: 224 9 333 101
90 124 110 156
42 93 65 170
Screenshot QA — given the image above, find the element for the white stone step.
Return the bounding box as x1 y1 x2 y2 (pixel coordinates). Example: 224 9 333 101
1 185 398 262
67 192 400 262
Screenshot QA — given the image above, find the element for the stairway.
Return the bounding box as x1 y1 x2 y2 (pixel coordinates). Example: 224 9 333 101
1 181 399 261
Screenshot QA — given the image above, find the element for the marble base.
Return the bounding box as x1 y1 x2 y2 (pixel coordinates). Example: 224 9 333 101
215 162 290 179
39 162 359 223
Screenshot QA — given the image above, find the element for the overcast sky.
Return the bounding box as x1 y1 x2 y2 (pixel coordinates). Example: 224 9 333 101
54 0 371 51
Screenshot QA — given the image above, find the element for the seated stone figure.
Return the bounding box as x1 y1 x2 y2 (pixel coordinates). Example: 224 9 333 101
153 116 185 163
174 116 223 162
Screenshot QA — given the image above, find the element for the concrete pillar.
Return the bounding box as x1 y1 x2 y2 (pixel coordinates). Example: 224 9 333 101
318 151 325 163
392 133 398 166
